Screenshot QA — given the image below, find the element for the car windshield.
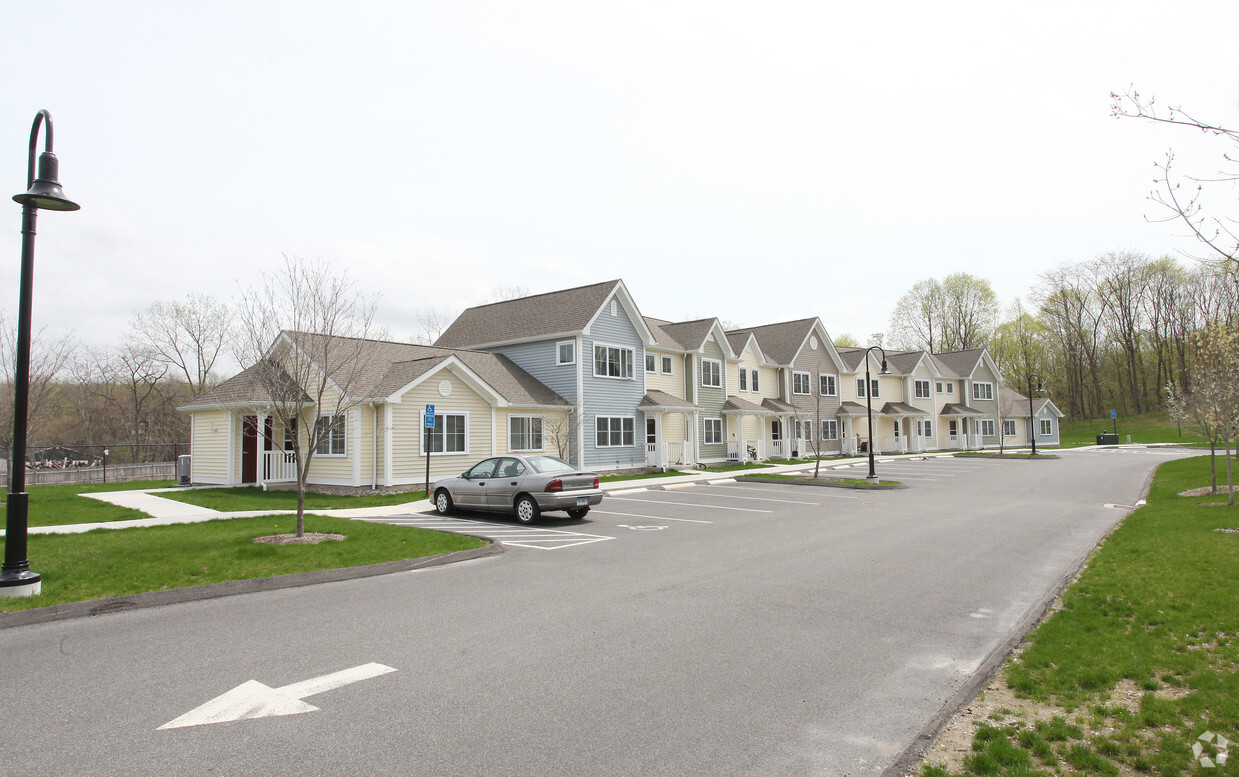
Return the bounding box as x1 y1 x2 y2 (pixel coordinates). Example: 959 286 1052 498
527 455 576 475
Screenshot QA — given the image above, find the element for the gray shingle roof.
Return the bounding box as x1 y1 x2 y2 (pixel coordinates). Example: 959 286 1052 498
656 318 719 351
722 396 771 414
940 402 986 416
727 318 816 365
761 398 798 413
880 401 928 416
637 390 701 411
434 280 622 348
836 400 877 416
179 361 308 409
931 349 984 379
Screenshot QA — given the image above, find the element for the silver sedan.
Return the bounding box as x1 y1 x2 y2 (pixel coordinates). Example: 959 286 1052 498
431 454 604 523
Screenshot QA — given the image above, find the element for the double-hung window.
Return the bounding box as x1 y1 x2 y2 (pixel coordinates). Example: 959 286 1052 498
1040 419 1053 436
819 374 837 396
914 379 931 399
596 416 635 447
1003 419 1017 437
856 377 879 398
739 368 748 391
750 369 759 392
509 416 544 451
594 344 633 379
792 371 811 395
313 413 346 456
973 382 994 401
703 418 723 445
821 420 838 440
980 419 996 437
557 340 575 365
661 355 673 374
701 358 722 388
645 353 656 373
424 412 467 453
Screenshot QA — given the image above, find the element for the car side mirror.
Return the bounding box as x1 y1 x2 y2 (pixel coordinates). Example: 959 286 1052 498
461 472 471 479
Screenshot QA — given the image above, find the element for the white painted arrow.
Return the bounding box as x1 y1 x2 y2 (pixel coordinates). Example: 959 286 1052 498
159 662 396 730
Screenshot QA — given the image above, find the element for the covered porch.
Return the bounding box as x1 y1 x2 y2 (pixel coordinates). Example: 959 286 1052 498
638 390 700 470
879 402 932 453
940 403 986 450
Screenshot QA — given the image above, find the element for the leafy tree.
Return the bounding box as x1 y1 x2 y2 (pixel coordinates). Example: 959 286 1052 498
888 273 996 352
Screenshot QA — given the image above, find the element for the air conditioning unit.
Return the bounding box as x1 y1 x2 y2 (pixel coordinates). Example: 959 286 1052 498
177 454 192 485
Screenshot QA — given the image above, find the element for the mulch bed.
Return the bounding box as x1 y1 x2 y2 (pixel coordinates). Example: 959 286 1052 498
253 532 346 545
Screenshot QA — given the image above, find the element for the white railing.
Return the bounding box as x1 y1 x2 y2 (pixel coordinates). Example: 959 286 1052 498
263 450 297 483
881 436 907 454
745 439 763 461
769 439 787 458
971 433 984 449
646 442 659 467
727 440 742 461
666 441 687 466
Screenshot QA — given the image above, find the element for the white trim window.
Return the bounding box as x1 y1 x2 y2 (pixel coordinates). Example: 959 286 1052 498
313 413 346 456
738 368 748 391
973 382 994 401
919 419 933 438
914 379 931 399
703 418 723 445
980 418 996 437
423 412 467 454
819 374 837 396
935 381 944 394
821 419 838 441
949 419 959 437
596 416 635 447
856 377 879 398
645 353 657 373
1040 418 1053 436
701 358 722 388
661 355 673 374
509 415 544 451
1003 419 1017 437
557 340 576 365
750 369 759 392
594 344 634 379
792 371 811 395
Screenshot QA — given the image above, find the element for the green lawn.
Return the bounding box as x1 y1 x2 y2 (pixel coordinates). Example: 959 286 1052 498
2 480 176 528
0 515 486 613
738 473 902 486
694 461 774 473
157 486 427 512
920 454 1239 777
1058 410 1208 447
599 469 686 483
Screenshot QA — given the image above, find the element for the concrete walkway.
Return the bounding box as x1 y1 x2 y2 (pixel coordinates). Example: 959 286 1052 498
8 447 1115 537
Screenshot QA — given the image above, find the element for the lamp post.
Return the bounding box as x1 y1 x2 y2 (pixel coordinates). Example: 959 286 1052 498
2 110 80 598
1027 372 1044 457
863 345 890 485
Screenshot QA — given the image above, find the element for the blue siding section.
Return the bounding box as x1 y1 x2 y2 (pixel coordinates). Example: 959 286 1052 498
582 298 646 470
485 339 578 403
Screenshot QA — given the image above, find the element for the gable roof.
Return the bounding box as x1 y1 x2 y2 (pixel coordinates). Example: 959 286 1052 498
727 318 816 365
186 331 568 411
435 279 654 349
179 361 309 410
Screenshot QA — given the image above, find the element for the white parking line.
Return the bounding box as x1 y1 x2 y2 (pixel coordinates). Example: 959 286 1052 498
592 510 713 524
607 496 773 513
693 489 820 505
708 483 862 500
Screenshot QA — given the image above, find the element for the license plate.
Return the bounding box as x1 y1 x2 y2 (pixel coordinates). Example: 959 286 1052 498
576 497 588 507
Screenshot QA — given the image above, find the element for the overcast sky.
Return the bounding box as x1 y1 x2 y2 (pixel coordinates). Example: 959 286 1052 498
3 1 1238 371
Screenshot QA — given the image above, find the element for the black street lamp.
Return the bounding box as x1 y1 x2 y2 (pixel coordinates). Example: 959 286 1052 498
2 110 79 598
864 345 891 485
1027 372 1044 457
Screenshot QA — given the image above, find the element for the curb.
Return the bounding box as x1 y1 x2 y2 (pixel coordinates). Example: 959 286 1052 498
735 476 908 490
0 542 502 630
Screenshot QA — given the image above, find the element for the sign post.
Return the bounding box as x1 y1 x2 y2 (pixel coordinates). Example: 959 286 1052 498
424 404 435 494
1111 408 1118 437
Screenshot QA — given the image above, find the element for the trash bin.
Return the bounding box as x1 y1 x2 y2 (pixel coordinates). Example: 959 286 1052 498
1096 433 1119 445
177 454 192 485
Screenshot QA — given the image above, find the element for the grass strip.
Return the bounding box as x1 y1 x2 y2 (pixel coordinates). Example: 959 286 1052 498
695 462 775 473
953 452 1060 459
0 515 485 613
737 473 902 486
919 454 1239 776
600 469 686 483
156 486 426 512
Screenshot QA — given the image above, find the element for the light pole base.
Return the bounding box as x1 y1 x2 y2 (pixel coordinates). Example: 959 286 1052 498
865 476 879 485
0 572 42 598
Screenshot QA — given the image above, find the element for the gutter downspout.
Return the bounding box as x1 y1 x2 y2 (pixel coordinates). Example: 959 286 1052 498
371 403 379 490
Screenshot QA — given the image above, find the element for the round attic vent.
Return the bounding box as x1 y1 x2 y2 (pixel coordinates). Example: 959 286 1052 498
809 336 818 350
438 380 452 397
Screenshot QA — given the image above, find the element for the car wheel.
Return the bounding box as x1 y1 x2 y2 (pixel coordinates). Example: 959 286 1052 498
434 489 455 515
515 495 540 524
567 508 589 519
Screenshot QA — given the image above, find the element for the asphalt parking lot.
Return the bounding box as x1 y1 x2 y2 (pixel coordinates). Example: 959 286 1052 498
0 448 1203 777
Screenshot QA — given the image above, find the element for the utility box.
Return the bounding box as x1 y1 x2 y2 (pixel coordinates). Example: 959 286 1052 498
177 454 192 485
1096 433 1119 445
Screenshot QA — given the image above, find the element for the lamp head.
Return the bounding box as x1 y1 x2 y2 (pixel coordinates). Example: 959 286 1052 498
13 151 79 211
879 359 890 375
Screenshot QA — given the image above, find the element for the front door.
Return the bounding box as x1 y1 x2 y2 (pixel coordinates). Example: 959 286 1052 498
241 416 258 483
646 418 657 465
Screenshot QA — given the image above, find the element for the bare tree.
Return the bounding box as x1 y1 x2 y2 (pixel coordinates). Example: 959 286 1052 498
888 278 945 352
1111 89 1239 271
128 293 232 394
0 312 77 468
1165 323 1239 503
889 273 996 352
543 409 583 463
236 255 383 537
410 307 457 346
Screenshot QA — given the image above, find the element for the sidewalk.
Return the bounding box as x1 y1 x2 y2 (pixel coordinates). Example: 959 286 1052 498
9 453 947 536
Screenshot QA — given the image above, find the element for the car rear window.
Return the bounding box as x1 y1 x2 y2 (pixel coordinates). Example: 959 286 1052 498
527 456 575 474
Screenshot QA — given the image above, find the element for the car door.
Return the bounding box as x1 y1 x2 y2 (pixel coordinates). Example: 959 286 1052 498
456 458 499 508
486 457 527 510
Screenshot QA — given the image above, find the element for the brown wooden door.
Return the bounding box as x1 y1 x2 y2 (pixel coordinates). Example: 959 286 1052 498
242 416 258 483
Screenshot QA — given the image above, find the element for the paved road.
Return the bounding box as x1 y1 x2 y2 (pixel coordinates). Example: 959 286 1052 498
0 447 1197 776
